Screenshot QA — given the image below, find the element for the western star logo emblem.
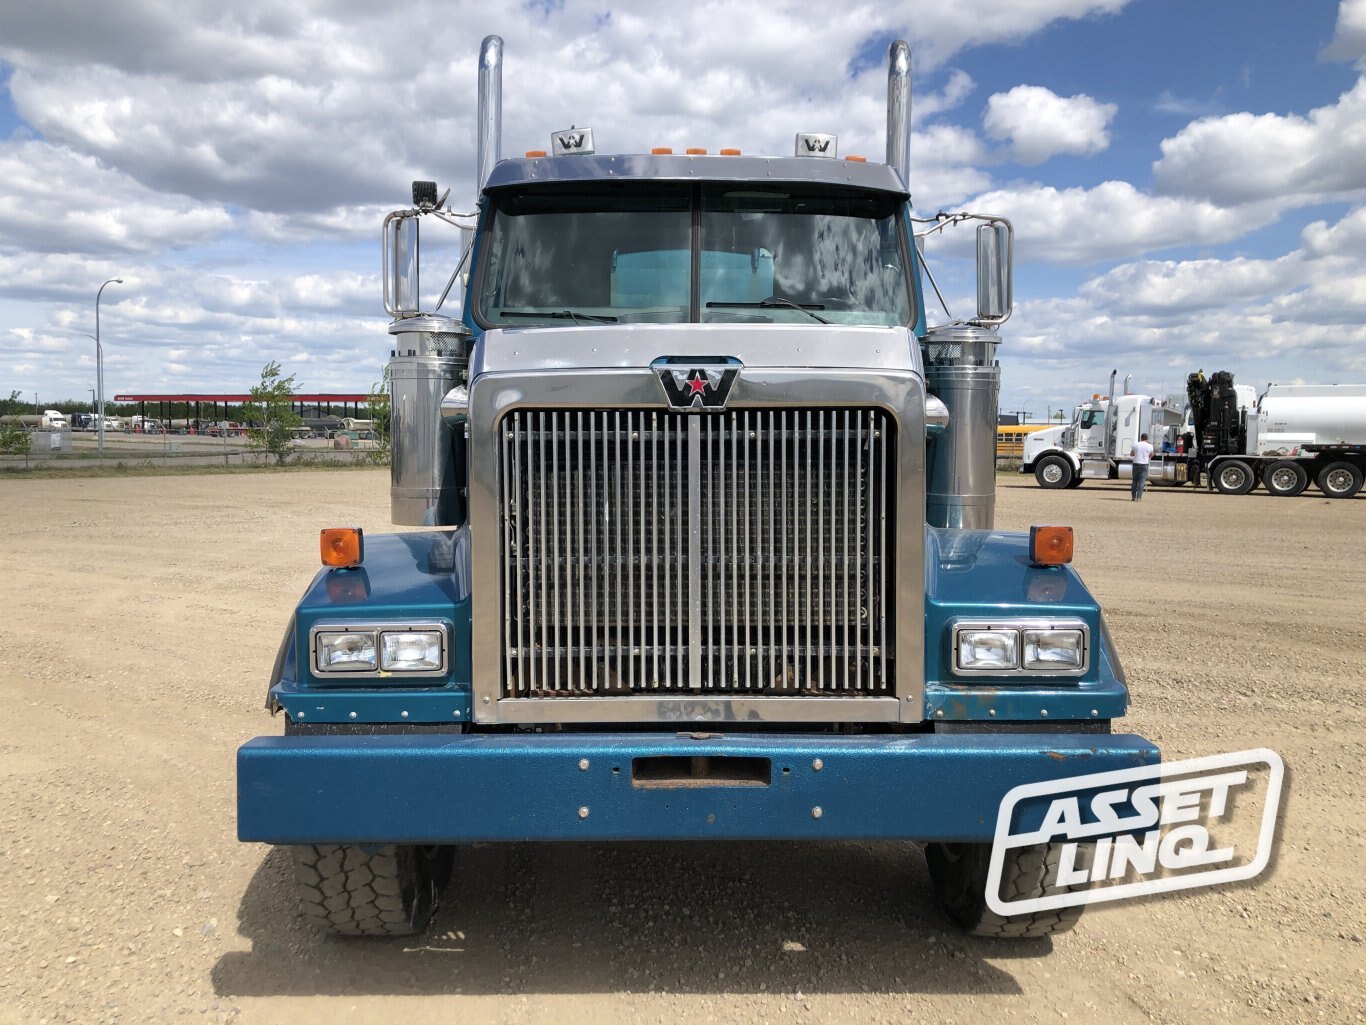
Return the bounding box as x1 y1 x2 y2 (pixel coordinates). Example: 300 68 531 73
653 359 741 410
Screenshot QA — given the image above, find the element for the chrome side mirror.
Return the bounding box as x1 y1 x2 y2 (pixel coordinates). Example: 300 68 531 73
976 220 1013 324
383 212 420 317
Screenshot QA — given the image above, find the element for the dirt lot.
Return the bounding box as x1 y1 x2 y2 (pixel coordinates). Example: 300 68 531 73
2 470 1362 1025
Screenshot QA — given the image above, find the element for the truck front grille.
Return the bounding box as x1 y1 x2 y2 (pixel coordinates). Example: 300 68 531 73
497 407 895 698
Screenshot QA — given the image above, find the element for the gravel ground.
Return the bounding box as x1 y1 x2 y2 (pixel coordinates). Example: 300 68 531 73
1 470 1362 1025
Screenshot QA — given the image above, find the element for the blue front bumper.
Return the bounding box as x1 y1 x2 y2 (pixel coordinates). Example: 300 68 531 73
238 730 1158 844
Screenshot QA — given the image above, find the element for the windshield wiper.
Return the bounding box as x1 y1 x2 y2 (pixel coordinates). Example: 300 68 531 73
500 309 619 324
705 298 830 324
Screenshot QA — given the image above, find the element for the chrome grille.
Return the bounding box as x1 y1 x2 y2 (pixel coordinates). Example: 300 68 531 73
497 408 895 698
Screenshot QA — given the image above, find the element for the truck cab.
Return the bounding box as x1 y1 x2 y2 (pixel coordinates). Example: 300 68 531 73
1023 379 1187 489
237 35 1157 941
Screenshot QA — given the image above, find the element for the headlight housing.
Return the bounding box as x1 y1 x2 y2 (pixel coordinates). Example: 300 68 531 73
952 620 1088 676
310 621 449 679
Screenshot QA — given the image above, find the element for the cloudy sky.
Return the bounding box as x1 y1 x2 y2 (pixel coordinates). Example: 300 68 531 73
2 0 1365 418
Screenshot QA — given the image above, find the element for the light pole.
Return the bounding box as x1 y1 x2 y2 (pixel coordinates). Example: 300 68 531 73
95 278 123 462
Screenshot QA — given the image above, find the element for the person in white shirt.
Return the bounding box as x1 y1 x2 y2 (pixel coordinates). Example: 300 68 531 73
1129 433 1154 501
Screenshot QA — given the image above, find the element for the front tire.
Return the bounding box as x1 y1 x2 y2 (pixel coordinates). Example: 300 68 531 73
291 843 453 936
1034 455 1075 489
1316 460 1364 499
926 841 1091 938
1262 459 1308 497
1213 459 1257 495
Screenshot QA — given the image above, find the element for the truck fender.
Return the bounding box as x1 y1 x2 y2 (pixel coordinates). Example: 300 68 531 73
1024 448 1080 474
265 618 298 714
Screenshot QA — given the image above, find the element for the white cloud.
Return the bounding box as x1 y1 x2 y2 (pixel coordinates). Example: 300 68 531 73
983 85 1117 164
964 180 1275 262
1153 77 1366 206
0 141 231 256
1323 0 1366 61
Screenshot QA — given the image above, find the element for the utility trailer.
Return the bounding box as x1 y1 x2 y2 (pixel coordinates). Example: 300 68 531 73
1191 371 1366 498
236 36 1158 940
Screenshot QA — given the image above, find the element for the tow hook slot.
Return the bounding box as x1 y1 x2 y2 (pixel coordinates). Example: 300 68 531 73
632 755 771 788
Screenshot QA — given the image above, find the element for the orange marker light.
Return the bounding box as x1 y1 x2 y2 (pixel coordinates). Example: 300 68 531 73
651 146 673 154
1029 525 1074 566
525 149 547 157
321 527 365 568
846 154 867 162
686 147 707 154
720 148 741 156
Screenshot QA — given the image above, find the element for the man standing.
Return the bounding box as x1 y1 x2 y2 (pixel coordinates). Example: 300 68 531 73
1129 432 1154 501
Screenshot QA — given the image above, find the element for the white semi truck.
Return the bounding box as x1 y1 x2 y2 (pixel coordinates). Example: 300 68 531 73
1191 371 1366 498
1021 370 1192 489
0 410 69 430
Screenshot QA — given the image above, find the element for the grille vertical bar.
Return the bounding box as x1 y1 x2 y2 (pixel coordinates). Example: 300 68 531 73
498 407 893 699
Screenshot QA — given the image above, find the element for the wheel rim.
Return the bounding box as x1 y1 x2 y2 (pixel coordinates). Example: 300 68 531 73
1325 468 1354 494
1219 466 1247 490
1270 467 1297 491
1041 463 1063 484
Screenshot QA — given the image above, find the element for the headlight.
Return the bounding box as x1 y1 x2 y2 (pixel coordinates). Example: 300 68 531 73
952 620 1089 675
310 621 448 677
380 630 444 672
1023 628 1085 671
315 631 378 672
956 630 1019 671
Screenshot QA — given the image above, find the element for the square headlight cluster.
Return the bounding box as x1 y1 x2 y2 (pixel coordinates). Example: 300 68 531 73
953 622 1087 675
312 623 447 677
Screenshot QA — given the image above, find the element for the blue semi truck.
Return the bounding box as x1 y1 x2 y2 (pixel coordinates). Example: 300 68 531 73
237 36 1158 939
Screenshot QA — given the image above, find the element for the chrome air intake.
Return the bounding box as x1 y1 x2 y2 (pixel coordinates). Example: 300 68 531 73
924 324 1000 529
495 407 895 700
388 315 469 526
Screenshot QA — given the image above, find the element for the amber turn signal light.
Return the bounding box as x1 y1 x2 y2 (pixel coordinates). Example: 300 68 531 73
651 147 674 154
321 527 365 568
525 149 547 157
1029 525 1074 566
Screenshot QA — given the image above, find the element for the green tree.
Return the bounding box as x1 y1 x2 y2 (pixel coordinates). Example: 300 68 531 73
366 376 391 458
0 389 25 417
0 420 31 456
244 361 303 466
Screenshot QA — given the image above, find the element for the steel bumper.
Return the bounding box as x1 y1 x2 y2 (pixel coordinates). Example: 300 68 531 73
237 730 1159 844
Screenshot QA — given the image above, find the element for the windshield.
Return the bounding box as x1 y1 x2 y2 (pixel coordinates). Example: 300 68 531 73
1079 409 1105 429
475 182 912 328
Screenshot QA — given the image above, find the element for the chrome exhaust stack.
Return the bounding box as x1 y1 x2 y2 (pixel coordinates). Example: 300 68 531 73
476 35 503 197
886 40 912 188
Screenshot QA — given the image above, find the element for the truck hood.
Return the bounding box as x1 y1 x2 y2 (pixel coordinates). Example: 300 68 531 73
469 323 923 376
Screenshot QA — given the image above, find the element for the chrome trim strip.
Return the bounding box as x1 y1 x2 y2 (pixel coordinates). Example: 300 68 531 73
490 696 902 724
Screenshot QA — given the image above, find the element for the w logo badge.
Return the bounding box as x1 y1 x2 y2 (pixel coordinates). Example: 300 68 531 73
652 358 741 410
551 128 596 156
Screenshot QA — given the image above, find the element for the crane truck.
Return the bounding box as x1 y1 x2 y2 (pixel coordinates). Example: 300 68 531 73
1190 371 1366 498
236 36 1158 940
1021 371 1192 489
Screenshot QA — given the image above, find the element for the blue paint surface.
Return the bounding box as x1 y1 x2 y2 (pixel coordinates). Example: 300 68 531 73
268 530 472 722
923 527 1128 721
238 730 1158 844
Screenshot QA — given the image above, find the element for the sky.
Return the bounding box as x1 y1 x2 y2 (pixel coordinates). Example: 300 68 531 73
1 0 1365 420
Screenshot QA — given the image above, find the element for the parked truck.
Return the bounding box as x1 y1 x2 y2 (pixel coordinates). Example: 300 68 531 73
1021 370 1191 489
1191 370 1366 498
0 410 68 430
236 37 1158 940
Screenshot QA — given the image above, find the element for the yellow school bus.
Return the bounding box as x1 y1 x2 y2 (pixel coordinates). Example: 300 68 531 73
996 423 1052 461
